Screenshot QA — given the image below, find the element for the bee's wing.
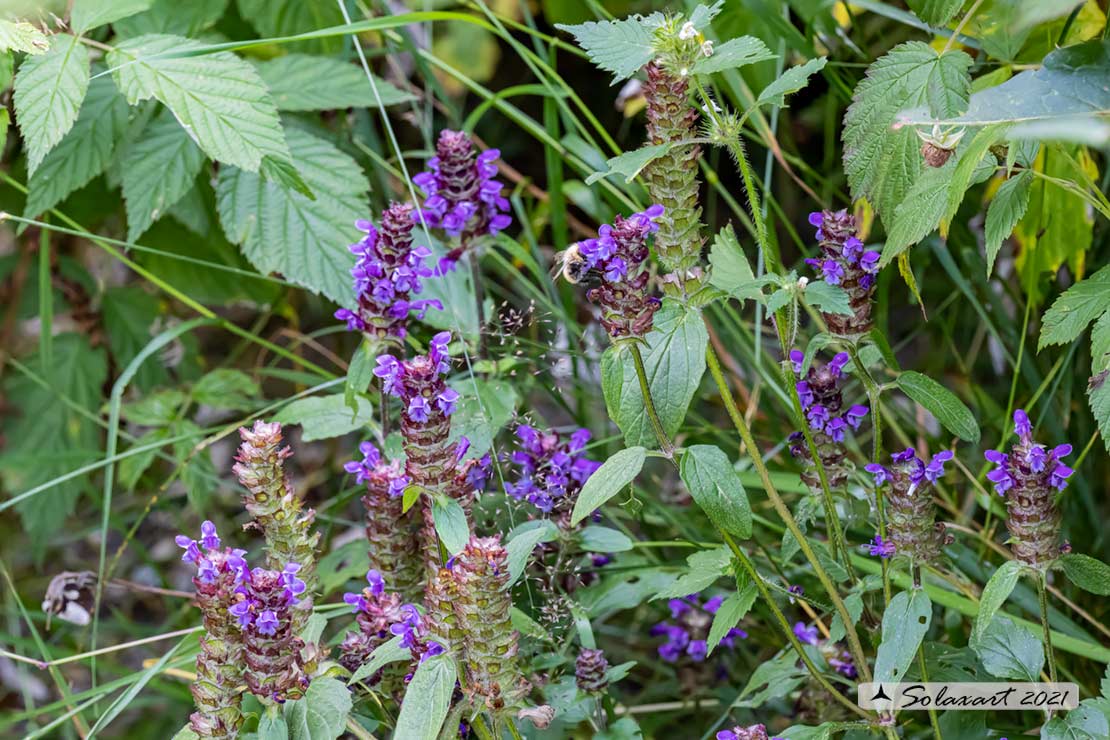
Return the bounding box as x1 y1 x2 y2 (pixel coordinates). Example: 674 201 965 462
549 250 568 278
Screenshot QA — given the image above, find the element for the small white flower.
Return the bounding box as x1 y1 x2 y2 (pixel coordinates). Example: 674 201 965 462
679 21 698 40
701 40 714 57
798 276 810 290
679 66 689 77
700 98 722 115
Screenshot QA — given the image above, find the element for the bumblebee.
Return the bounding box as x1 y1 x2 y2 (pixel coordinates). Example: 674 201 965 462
551 244 594 284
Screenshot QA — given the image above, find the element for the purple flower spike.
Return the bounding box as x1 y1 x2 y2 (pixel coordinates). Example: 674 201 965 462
806 207 875 336
503 424 600 517
869 535 896 558
865 463 891 486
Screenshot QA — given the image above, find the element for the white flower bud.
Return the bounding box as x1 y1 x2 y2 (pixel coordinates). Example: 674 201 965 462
679 21 697 40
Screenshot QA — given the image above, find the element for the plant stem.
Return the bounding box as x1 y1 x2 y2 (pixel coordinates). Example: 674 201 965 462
1037 573 1059 684
629 343 674 459
705 341 872 682
470 714 496 740
917 645 942 740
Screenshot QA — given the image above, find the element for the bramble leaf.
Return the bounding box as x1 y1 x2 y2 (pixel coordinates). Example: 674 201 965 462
122 107 206 241
556 15 662 84
71 0 153 33
255 54 414 111
972 615 1044 682
1039 265 1110 350
282 677 351 740
984 170 1032 275
13 34 89 174
906 0 965 27
586 143 671 185
693 36 776 75
0 20 49 54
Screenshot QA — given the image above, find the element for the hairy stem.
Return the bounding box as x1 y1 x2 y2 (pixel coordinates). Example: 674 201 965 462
1037 574 1059 684
629 343 675 459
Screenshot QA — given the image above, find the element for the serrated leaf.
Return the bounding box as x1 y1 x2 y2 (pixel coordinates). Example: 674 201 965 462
984 170 1032 275
944 124 1007 228
679 445 752 538
569 447 646 527
881 159 955 264
1090 369 1110 455
1041 704 1110 740
122 107 206 241
804 281 854 316
237 0 346 55
900 39 1110 127
601 301 708 447
432 497 469 556
843 42 971 223
24 73 128 219
874 590 932 683
71 0 153 33
274 394 373 441
896 371 980 442
578 525 633 553
556 15 661 84
755 56 827 107
586 143 670 185
255 54 414 111
655 547 731 599
973 559 1023 643
693 36 775 75
0 20 49 54
257 713 288 740
1059 553 1110 596
1039 265 1110 350
906 0 965 26
1091 311 1110 373
192 369 259 410
394 653 456 740
706 583 756 654
349 634 410 684
217 127 369 304
506 520 558 586
282 677 351 740
446 377 518 458
114 0 228 37
108 34 290 172
100 286 168 391
13 34 89 174
972 615 1044 681
708 224 763 302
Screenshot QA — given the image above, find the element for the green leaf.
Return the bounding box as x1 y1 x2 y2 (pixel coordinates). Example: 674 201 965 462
578 525 633 553
345 342 374 414
755 56 827 107
1089 369 1110 456
1041 704 1110 740
896 371 980 442
906 0 965 26
973 559 1024 642
121 389 187 426
71 0 153 33
556 15 661 83
257 713 289 740
880 159 955 264
416 237 477 338
569 447 647 527
679 445 752 538
1091 311 1110 373
122 107 206 241
506 521 558 586
394 653 456 740
804 281 853 316
708 224 764 302
237 0 346 55
944 124 1008 228
108 34 290 172
217 127 369 304
984 170 1033 275
828 592 865 643
900 39 1110 127
586 143 671 185
693 36 776 75
316 539 369 595
601 301 708 447
349 634 410 684
191 369 259 410
655 547 732 599
24 73 128 219
874 590 932 683
255 54 414 111
1058 553 1110 596
282 677 351 740
706 582 757 654
0 335 106 548
971 615 1044 681
274 394 373 442
13 34 90 174
432 497 469 556
843 42 971 222
1039 265 1110 350
0 20 49 54
446 377 518 458
114 0 228 37
171 725 200 740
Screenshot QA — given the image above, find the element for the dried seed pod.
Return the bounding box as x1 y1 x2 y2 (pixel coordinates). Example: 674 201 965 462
574 648 610 694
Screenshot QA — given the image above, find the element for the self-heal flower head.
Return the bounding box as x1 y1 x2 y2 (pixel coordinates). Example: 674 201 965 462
412 130 511 256
334 204 443 340
870 447 954 564
984 409 1072 568
569 205 664 339
503 424 601 518
806 208 876 337
789 346 867 494
338 569 406 676
234 565 311 703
